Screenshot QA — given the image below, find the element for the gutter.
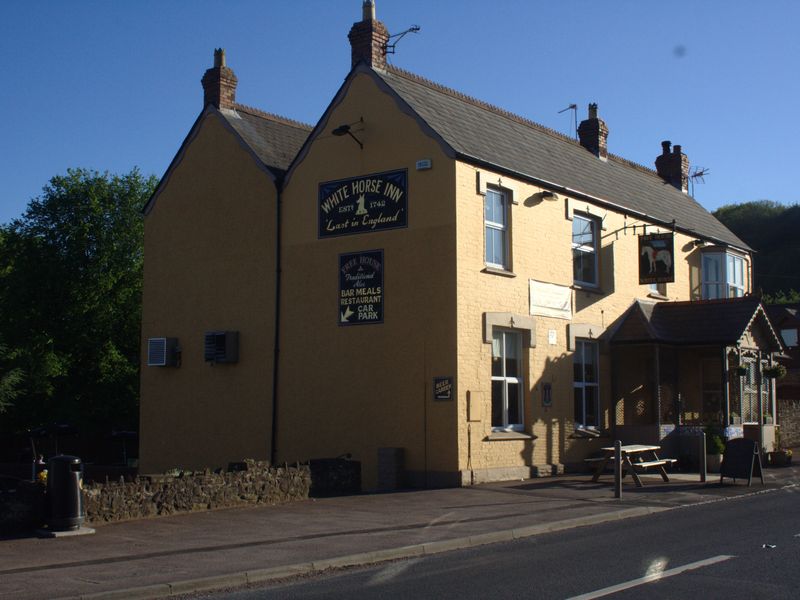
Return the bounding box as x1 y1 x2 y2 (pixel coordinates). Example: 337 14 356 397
270 180 283 465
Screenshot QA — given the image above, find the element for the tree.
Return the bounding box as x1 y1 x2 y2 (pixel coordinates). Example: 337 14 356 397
0 168 157 434
713 200 800 298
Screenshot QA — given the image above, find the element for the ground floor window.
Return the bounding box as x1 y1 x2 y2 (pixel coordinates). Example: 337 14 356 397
574 339 599 427
491 329 523 431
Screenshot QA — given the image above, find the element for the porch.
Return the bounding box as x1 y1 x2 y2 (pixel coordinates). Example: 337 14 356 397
607 297 784 457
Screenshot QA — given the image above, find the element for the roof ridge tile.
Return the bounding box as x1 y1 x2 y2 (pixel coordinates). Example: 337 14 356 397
232 103 313 131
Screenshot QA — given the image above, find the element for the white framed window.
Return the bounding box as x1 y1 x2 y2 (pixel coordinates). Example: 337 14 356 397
702 252 745 299
781 328 798 348
491 329 524 431
574 339 599 428
484 188 509 269
572 214 598 287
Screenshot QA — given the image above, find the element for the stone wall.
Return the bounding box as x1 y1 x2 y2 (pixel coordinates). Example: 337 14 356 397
85 461 309 523
779 398 800 448
0 460 310 533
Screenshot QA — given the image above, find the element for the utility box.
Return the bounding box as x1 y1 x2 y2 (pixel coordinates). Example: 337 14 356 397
47 455 85 531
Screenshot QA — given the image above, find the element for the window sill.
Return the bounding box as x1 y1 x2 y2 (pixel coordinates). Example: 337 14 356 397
647 292 669 301
570 428 608 439
572 284 602 295
485 431 536 441
482 266 517 278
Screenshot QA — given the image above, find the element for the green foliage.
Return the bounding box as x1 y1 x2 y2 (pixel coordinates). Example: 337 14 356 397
0 340 22 413
0 168 157 434
705 432 726 455
713 200 800 297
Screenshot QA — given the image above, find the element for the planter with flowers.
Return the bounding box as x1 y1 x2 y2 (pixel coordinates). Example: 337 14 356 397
762 364 787 380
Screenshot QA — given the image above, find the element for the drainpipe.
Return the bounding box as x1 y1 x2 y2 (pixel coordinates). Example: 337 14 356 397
270 181 283 465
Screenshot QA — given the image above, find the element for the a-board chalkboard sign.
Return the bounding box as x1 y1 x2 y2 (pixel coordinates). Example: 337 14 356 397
720 438 764 486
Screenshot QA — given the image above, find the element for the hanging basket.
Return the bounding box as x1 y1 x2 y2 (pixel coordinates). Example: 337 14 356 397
734 365 748 376
763 364 787 379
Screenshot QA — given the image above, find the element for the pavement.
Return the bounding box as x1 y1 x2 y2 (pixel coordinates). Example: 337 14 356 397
1 467 798 600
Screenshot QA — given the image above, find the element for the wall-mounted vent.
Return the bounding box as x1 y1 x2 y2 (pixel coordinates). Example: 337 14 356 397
147 337 179 367
204 331 239 364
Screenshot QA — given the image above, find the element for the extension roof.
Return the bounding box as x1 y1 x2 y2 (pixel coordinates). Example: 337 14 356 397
610 296 782 350
373 65 748 250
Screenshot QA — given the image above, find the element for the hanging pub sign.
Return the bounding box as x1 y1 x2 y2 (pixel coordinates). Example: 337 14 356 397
319 169 408 238
339 249 384 326
639 232 675 284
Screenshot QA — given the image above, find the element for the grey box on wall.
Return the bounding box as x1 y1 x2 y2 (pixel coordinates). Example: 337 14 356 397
204 331 239 364
147 337 179 367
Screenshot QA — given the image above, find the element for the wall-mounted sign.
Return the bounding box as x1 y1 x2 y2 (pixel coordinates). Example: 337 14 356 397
319 170 408 238
433 376 454 401
339 250 383 326
639 233 675 284
530 280 572 320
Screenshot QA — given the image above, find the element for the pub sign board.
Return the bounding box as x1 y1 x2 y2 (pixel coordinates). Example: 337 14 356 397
319 169 408 238
339 250 383 326
433 377 454 401
638 233 675 284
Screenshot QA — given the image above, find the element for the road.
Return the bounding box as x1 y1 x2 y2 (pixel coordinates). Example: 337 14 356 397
194 486 800 599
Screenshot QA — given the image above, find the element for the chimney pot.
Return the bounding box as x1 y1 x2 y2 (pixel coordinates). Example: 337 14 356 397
363 0 375 21
661 140 671 155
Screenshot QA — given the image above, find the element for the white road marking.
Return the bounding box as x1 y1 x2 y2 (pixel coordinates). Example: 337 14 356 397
566 555 736 600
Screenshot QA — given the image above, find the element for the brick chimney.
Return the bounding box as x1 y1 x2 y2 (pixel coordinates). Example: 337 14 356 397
348 0 389 69
201 48 238 110
655 140 690 193
577 103 609 160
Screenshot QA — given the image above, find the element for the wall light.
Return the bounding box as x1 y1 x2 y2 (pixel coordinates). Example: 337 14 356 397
332 121 364 149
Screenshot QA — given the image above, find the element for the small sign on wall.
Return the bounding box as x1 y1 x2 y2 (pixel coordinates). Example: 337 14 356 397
339 250 383 326
433 377 454 401
319 170 408 238
542 382 553 407
639 233 675 284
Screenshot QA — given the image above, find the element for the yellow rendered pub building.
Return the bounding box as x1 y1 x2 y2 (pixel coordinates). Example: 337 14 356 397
140 2 783 489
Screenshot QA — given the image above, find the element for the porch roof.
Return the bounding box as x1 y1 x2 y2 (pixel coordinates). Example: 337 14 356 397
609 296 783 351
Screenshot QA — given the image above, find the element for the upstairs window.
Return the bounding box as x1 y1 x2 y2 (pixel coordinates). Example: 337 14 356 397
484 188 509 269
572 214 598 287
781 328 798 348
702 252 745 299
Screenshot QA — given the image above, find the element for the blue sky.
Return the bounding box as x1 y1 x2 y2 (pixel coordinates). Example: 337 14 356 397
2 0 798 225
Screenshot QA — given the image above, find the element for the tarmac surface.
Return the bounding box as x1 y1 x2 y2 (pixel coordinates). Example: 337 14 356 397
1 467 797 600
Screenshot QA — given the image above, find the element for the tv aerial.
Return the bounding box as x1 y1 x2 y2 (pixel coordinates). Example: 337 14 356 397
558 104 577 139
689 166 709 196
384 25 421 56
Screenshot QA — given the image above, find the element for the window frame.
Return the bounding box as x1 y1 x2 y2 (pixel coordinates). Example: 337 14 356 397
573 339 600 429
572 213 599 288
491 328 524 432
701 251 745 299
484 187 510 270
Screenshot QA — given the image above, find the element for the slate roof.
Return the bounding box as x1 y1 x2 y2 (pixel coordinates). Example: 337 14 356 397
221 104 312 175
611 296 781 349
375 66 748 250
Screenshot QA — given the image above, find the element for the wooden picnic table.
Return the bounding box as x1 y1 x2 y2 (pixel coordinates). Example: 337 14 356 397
588 444 676 487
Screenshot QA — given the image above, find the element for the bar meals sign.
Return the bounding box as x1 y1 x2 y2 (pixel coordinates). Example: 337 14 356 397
318 170 407 238
639 232 675 284
339 250 383 326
